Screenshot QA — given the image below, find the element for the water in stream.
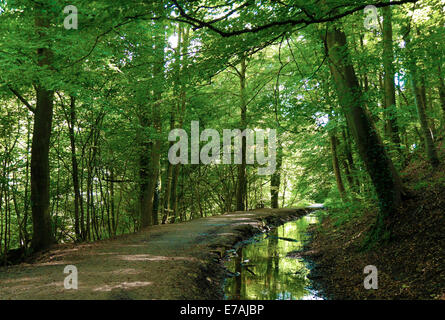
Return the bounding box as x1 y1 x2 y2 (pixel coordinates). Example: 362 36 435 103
223 213 323 300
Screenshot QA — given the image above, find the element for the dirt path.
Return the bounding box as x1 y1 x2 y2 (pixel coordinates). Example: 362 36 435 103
0 208 311 300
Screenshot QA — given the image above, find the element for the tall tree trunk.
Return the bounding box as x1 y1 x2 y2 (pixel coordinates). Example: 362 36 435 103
382 5 401 148
22 113 31 247
341 157 354 191
139 111 152 228
163 25 189 224
162 162 173 224
412 76 440 167
30 3 55 251
140 30 165 228
342 128 359 191
66 96 82 241
109 168 116 235
86 149 92 241
270 142 282 208
330 131 346 199
169 98 186 223
325 25 403 241
153 178 160 225
437 65 445 126
236 57 247 211
170 164 180 222
404 31 440 168
161 101 176 224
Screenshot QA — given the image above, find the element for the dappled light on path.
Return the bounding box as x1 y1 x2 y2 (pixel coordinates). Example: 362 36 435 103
118 254 197 262
0 208 311 299
93 281 153 292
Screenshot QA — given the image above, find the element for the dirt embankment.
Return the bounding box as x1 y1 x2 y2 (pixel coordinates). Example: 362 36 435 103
302 157 445 300
0 208 311 300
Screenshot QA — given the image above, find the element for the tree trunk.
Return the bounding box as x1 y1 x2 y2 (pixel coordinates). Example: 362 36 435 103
163 25 189 224
342 128 359 191
161 161 173 224
236 57 247 211
170 164 180 222
30 3 55 251
382 6 401 148
412 76 440 167
437 65 445 126
404 31 440 168
141 31 164 227
139 112 152 228
109 168 116 235
161 102 176 224
66 96 82 241
270 142 282 208
330 132 346 199
325 25 403 241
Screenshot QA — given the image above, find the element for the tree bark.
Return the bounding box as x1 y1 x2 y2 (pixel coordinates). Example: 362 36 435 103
341 128 359 190
236 57 247 211
382 6 401 147
325 25 403 240
437 65 445 126
66 96 82 241
140 28 165 228
404 31 440 168
30 3 55 251
270 142 282 208
170 164 180 222
163 25 189 223
330 132 346 199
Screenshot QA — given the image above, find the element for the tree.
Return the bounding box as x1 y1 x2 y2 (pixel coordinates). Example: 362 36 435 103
235 56 248 211
325 25 403 240
403 26 440 168
30 2 56 251
382 5 402 149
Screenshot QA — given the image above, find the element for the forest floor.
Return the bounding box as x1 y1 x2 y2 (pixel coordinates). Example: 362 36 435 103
301 146 445 300
0 207 311 300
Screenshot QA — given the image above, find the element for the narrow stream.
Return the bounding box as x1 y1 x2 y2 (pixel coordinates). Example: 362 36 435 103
223 213 323 300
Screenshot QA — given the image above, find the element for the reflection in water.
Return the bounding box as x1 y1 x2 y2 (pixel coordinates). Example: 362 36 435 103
224 214 322 300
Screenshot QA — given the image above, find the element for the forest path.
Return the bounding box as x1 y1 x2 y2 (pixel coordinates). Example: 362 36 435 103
0 207 314 299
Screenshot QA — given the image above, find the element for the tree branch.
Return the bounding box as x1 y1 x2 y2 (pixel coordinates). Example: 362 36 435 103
172 0 419 37
8 86 35 113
